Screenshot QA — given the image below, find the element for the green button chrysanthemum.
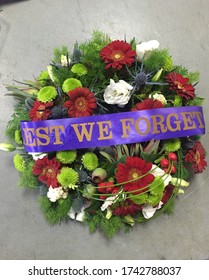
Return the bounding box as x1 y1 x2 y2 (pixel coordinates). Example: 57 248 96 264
37 86 57 103
71 63 87 76
56 150 77 164
38 70 50 86
14 130 22 145
62 78 82 93
82 152 98 171
164 138 181 152
57 167 79 187
13 154 25 172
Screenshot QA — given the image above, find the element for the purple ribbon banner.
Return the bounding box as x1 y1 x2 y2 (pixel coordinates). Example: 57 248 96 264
21 106 205 153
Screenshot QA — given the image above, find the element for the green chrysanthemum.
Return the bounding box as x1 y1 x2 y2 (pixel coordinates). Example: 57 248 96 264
14 130 22 145
129 193 148 205
38 70 50 86
173 95 183 107
13 154 25 172
62 78 82 93
56 150 77 164
37 86 57 102
164 138 181 152
57 167 79 188
82 152 98 171
146 194 162 206
71 63 87 76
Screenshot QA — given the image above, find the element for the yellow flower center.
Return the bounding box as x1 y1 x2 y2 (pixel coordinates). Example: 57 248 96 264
128 168 142 182
75 97 87 111
194 151 200 164
111 50 125 61
174 81 186 92
43 167 56 178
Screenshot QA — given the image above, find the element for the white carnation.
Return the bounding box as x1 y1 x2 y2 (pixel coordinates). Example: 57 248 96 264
103 79 133 107
136 40 160 61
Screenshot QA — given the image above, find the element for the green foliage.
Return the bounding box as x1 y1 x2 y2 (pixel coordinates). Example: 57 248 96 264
6 102 29 142
38 196 72 224
187 97 205 106
79 31 111 90
86 212 125 238
100 215 125 238
144 49 173 72
174 66 200 83
53 46 69 63
163 199 175 215
18 161 38 189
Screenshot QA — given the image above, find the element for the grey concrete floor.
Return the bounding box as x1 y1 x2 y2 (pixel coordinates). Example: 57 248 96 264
0 0 209 260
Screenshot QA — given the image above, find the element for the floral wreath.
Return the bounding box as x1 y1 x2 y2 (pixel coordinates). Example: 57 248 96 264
1 31 207 238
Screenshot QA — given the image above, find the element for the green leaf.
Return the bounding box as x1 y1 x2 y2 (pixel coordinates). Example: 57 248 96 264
181 166 189 180
5 86 36 99
100 151 115 163
140 151 161 162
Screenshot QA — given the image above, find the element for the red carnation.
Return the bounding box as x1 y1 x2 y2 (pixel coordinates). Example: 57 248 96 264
185 141 207 173
98 182 120 200
98 182 115 194
131 98 164 111
100 40 136 70
32 157 61 187
116 156 155 195
29 101 53 121
113 199 142 216
165 72 195 100
161 184 175 204
64 87 97 117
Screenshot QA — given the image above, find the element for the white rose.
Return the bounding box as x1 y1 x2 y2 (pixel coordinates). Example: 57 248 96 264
136 40 160 61
103 79 133 107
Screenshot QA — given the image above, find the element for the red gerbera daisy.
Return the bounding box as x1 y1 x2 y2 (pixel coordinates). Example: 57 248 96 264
64 87 97 117
113 199 142 216
100 40 136 70
165 72 195 100
131 98 164 111
32 157 61 187
116 156 155 195
29 101 53 121
185 141 207 173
